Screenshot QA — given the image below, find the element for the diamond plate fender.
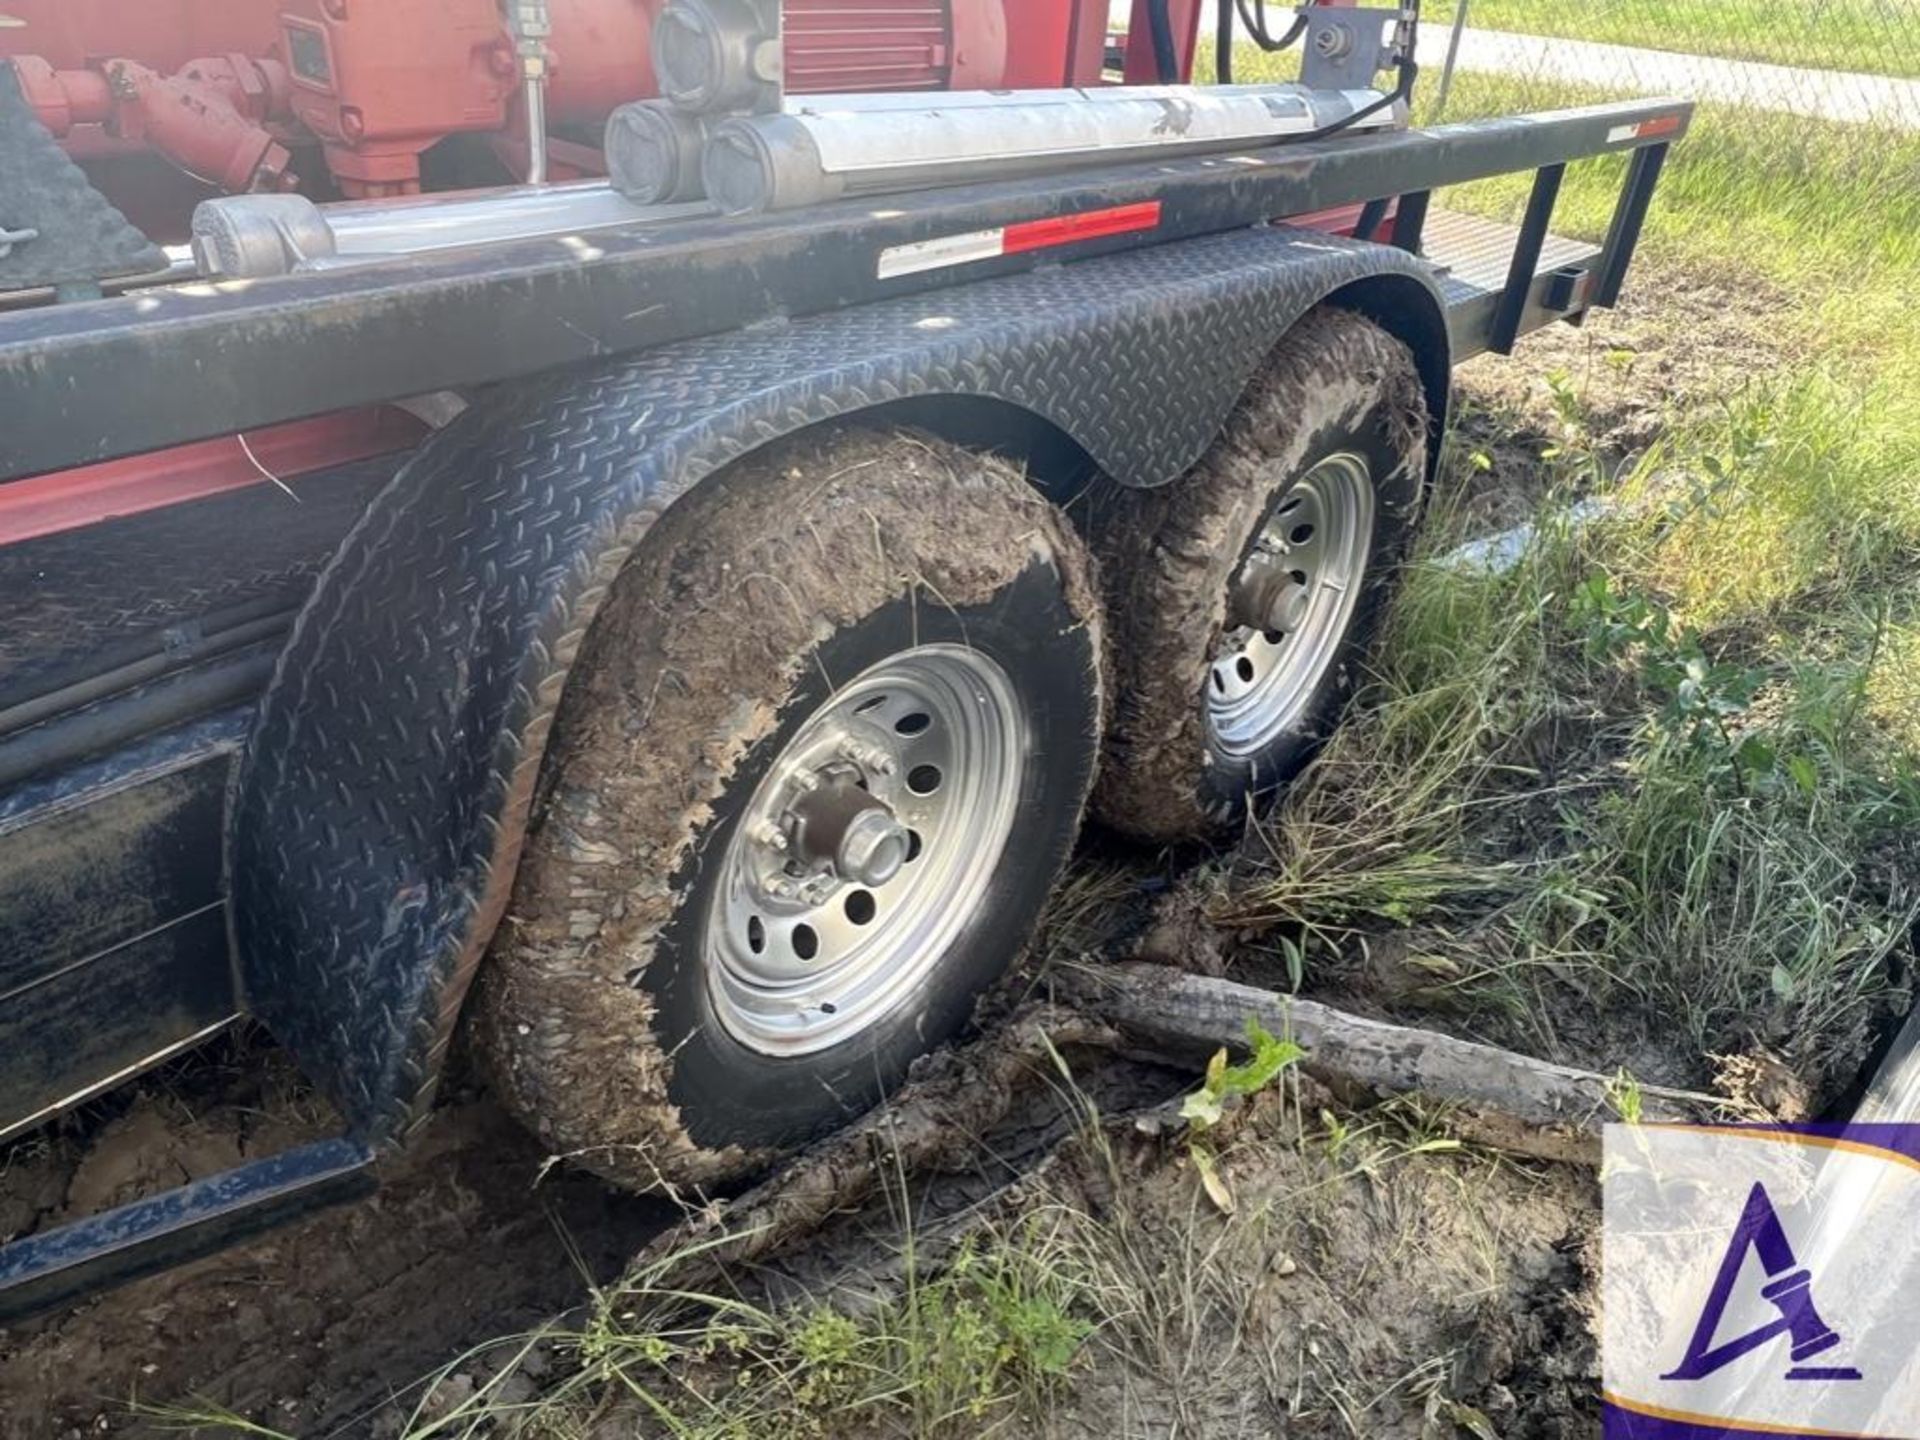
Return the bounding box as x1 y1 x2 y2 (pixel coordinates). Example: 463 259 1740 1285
227 224 1449 1143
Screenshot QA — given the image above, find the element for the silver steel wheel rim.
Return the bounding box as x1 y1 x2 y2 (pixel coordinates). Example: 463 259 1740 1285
704 644 1027 1056
1207 452 1375 758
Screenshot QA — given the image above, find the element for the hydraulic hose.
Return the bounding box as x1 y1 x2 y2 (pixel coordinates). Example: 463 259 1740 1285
1217 0 1311 85
1148 0 1180 83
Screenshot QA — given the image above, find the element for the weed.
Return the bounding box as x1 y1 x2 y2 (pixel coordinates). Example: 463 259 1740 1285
1607 1068 1646 1125
1178 1017 1304 1131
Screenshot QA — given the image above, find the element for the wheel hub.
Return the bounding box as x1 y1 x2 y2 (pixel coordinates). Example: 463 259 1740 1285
786 775 912 888
704 645 1027 1055
1207 452 1375 758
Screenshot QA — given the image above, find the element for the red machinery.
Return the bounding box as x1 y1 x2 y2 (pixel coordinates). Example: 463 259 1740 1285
0 1 1202 207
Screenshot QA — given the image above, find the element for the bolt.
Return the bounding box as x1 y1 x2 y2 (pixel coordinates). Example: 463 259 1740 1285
1314 23 1354 60
750 819 789 852
838 737 897 776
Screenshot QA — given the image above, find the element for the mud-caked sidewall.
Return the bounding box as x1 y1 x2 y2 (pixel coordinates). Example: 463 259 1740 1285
1094 307 1428 840
472 426 1103 1193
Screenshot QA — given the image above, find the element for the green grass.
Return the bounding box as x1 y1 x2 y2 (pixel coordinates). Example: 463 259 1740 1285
1429 72 1920 307
1461 0 1920 80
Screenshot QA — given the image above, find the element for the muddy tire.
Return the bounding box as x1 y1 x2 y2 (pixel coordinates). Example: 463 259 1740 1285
1092 307 1427 841
472 427 1104 1193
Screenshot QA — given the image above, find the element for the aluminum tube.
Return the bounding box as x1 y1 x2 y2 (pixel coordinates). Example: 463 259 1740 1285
194 183 708 280
321 181 695 253
524 72 551 186
703 83 1401 213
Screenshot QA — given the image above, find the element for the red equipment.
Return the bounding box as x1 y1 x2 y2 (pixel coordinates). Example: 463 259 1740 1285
0 0 1177 202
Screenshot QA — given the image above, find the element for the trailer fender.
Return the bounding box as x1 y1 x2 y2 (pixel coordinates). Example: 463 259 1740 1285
227 224 1448 1142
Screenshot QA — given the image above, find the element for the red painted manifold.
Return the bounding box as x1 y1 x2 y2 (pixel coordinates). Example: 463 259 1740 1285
0 0 1126 197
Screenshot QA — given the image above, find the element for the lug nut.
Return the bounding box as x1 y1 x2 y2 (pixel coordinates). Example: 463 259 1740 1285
837 737 896 776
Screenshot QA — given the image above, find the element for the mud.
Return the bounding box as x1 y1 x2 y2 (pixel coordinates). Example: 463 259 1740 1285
0 1041 671 1438
1447 257 1792 533
551 1074 1605 1440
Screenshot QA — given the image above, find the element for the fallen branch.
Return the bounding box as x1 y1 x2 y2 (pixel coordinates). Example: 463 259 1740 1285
1058 961 1731 1165
630 1007 1117 1281
630 965 1731 1294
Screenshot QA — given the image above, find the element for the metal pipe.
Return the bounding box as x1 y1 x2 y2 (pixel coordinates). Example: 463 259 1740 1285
524 70 551 187
703 83 1401 214
193 183 708 280
1434 0 1469 120
0 248 197 313
509 0 554 186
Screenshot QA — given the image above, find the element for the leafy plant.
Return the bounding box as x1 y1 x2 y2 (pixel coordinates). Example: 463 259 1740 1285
1179 1017 1305 1132
1180 1018 1305 1215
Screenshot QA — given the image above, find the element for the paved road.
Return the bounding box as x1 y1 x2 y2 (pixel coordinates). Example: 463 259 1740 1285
1416 23 1920 129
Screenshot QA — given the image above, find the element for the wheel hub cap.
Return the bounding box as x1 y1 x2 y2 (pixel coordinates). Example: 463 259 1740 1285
704 644 1027 1055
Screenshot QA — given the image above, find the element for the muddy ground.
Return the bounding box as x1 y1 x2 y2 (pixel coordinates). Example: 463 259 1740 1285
0 259 1787 1438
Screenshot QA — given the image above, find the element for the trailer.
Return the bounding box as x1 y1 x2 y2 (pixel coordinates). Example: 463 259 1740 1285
0 0 1688 1319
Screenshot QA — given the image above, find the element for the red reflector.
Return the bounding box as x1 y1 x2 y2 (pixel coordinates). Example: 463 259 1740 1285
1638 114 1683 139
1002 201 1164 256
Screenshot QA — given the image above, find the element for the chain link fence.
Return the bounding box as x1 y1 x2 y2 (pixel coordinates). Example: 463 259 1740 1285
1420 0 1920 131
1178 0 1920 221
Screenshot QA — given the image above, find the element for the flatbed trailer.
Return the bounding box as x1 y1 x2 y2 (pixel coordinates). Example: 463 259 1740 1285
0 16 1689 1318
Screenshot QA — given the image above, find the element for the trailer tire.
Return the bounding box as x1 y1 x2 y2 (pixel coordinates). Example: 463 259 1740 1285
472 427 1103 1193
1093 307 1427 841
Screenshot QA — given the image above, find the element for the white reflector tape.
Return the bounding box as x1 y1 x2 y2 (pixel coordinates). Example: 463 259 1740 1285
877 201 1163 281
877 227 1008 279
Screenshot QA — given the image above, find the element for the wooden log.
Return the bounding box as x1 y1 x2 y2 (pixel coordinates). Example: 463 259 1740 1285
1058 961 1731 1165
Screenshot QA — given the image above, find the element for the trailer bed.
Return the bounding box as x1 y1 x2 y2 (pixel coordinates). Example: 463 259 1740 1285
0 99 1686 485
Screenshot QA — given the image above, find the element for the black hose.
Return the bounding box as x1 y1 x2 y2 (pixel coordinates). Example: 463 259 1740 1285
1147 0 1180 83
1237 0 1308 52
1219 1 1310 85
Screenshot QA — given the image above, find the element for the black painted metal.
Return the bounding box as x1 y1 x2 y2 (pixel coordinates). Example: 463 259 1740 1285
1354 196 1391 243
228 224 1449 1142
0 456 400 713
1593 141 1670 308
0 708 249 828
0 642 280 791
1 907 236 1141
0 717 244 1136
1390 189 1430 253
1489 163 1567 356
0 1138 376 1323
0 98 1691 483
0 756 224 999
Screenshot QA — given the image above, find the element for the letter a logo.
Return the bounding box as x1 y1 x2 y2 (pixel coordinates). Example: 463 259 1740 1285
1662 1181 1862 1383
